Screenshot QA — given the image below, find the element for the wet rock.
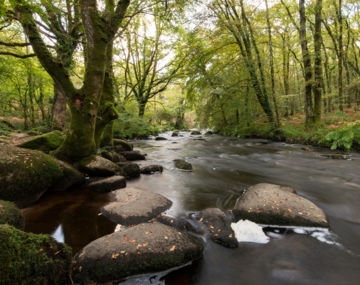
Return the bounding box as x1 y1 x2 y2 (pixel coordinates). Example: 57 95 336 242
101 188 172 225
0 200 24 230
194 208 238 248
172 131 179 137
205 131 213 136
88 176 126 193
51 159 85 192
113 139 133 151
190 130 201 135
73 222 203 284
121 151 146 161
233 183 328 227
79 155 120 177
100 150 127 163
117 162 141 179
320 153 351 160
248 183 296 194
155 136 167 141
301 146 313 152
18 130 64 153
140 165 163 175
0 224 72 284
158 215 205 235
174 159 192 171
0 145 63 208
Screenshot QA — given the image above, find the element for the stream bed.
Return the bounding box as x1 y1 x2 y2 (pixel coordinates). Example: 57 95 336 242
23 132 360 284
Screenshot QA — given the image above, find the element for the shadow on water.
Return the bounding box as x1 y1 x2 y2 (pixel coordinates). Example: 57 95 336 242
22 132 360 284
22 187 116 254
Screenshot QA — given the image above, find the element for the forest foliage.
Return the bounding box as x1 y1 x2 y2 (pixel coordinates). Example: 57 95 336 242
0 0 360 152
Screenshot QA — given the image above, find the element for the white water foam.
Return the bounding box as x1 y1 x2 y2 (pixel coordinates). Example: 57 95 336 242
231 219 270 244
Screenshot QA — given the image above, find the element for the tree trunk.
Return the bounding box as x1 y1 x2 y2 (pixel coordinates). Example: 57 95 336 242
299 0 314 127
52 82 68 130
138 102 146 117
313 0 323 124
265 0 280 126
337 0 344 111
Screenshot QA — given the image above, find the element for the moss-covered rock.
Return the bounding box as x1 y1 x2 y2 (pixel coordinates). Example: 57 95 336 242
18 130 65 153
79 155 120 177
51 159 85 192
113 139 133 151
0 224 72 284
0 200 24 230
0 145 63 208
117 162 141 179
100 149 127 163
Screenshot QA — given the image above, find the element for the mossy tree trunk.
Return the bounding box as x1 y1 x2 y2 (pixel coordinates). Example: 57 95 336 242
13 0 130 162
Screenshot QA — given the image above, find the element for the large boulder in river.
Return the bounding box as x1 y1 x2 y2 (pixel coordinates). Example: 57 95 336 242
101 188 172 225
233 183 328 227
174 159 192 170
18 130 64 153
100 149 126 163
0 145 63 207
73 222 203 283
79 155 120 177
194 208 238 248
88 176 126 193
0 200 24 230
0 224 72 284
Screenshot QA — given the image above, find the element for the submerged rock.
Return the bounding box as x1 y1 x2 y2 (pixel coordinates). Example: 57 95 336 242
18 130 64 153
233 183 328 227
117 162 141 179
0 224 72 284
320 153 351 160
194 208 238 248
113 139 133 151
140 165 164 175
0 200 24 230
155 136 167 141
73 222 203 284
174 159 192 170
88 176 126 193
79 155 120 177
101 188 172 225
121 151 146 161
0 145 63 207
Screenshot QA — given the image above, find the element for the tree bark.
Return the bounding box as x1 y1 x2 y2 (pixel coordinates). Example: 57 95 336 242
52 82 68 130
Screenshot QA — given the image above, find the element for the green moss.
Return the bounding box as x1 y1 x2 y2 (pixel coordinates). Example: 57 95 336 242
0 145 63 208
0 224 72 285
0 200 24 230
113 139 133 151
19 131 65 153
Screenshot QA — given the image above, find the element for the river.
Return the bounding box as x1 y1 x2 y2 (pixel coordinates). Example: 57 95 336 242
23 132 360 284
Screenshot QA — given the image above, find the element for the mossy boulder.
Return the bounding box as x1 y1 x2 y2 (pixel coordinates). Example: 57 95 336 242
79 155 120 177
51 159 85 192
0 145 63 208
18 130 64 153
0 200 24 230
100 149 127 163
140 165 163 175
73 222 203 283
121 151 146 161
0 224 72 284
113 139 133 152
117 162 141 179
174 159 192 171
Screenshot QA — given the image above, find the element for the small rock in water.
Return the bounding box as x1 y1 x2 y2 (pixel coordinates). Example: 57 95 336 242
140 165 163 175
155 136 167 141
231 219 269 244
320 153 351 160
173 159 192 171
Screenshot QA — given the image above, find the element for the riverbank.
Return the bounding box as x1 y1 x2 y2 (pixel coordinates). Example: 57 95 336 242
217 113 360 152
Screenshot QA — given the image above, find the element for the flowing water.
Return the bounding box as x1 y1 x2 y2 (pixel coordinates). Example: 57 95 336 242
23 132 360 284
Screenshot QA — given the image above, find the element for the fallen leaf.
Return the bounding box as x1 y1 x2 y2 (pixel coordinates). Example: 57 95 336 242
170 245 176 252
